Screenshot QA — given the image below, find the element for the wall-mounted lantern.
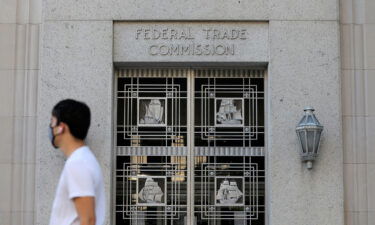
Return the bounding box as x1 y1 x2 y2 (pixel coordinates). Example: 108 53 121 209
296 107 324 169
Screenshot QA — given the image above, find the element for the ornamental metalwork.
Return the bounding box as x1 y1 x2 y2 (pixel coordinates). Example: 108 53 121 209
115 68 265 225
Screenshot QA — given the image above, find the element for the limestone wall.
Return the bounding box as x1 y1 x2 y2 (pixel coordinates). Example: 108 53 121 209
340 0 375 224
0 0 41 224
36 1 343 225
3 0 367 225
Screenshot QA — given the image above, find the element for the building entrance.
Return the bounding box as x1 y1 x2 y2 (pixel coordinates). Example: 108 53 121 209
115 68 265 225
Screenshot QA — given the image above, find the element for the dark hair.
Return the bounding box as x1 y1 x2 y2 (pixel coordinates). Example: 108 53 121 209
52 99 91 140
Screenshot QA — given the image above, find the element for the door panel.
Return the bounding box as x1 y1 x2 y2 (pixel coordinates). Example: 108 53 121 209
115 69 265 225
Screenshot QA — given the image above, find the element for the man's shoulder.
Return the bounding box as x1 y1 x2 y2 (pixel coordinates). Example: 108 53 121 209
67 146 93 160
66 147 101 172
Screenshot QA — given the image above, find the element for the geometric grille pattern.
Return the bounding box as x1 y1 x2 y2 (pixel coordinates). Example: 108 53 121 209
117 159 187 221
194 73 265 148
115 68 265 225
117 74 187 147
194 159 265 222
193 70 265 225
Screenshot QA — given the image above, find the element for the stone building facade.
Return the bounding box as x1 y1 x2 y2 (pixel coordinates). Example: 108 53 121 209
0 0 373 224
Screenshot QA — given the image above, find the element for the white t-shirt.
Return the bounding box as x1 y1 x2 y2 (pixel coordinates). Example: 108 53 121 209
49 146 105 225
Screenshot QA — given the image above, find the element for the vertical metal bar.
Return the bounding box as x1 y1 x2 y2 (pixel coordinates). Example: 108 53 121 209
188 68 196 225
136 77 140 143
243 77 246 148
112 69 119 225
166 77 168 147
213 77 217 171
264 70 269 225
186 69 192 225
181 76 184 141
171 77 174 145
126 75 130 141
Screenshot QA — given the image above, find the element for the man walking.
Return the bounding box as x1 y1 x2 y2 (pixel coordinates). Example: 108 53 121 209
48 99 105 225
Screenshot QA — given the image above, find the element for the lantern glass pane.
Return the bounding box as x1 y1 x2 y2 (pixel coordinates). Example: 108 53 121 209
298 130 307 153
314 131 321 153
307 130 315 153
306 115 314 124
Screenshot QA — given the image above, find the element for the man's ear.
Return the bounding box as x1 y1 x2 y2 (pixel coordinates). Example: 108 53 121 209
56 126 63 134
56 123 65 134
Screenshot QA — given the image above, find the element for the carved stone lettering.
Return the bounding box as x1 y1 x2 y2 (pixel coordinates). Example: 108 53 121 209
114 22 269 61
136 28 195 40
147 44 235 56
135 27 247 56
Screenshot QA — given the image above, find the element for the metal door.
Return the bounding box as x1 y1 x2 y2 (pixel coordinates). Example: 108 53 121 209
114 68 265 225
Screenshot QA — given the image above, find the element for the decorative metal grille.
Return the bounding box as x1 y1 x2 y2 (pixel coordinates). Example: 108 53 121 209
193 69 265 225
116 69 188 148
115 68 265 225
116 156 188 223
194 70 265 149
194 156 265 225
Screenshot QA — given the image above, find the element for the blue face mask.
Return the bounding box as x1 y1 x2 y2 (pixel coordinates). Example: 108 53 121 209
48 125 58 149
